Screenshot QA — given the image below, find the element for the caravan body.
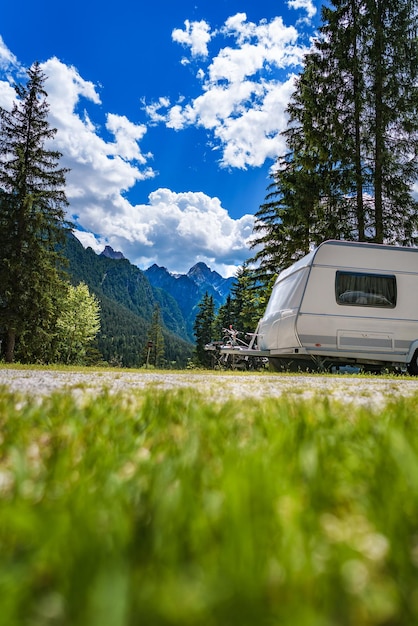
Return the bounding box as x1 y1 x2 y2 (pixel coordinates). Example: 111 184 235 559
258 240 418 372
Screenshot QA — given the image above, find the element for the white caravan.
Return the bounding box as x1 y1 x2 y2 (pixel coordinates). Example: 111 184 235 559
254 240 418 373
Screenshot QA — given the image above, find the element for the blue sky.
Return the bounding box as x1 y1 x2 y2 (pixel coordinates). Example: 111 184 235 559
0 0 321 276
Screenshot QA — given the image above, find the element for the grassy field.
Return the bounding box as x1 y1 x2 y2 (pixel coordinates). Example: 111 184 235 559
1 380 418 625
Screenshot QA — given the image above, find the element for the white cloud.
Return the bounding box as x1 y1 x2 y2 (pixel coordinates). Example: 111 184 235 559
0 35 19 70
287 0 317 20
74 188 254 276
0 79 16 110
38 57 155 210
0 45 252 276
0 11 316 278
73 230 107 254
106 114 151 163
172 20 212 58
148 12 313 169
0 36 23 108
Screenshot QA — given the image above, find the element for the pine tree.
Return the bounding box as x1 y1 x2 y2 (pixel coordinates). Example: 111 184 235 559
214 294 236 340
363 0 418 243
251 0 418 278
0 62 70 362
193 292 215 367
214 265 275 347
229 263 263 336
144 304 165 368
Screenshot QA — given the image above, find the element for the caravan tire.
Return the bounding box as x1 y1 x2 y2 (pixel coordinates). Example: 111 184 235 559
407 350 418 376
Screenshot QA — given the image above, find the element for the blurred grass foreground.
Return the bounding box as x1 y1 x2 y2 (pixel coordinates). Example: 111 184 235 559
1 385 418 626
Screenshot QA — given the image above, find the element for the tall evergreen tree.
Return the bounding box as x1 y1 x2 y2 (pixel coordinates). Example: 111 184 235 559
0 62 70 362
229 263 266 336
144 304 165 367
214 294 236 340
251 0 418 277
193 292 215 367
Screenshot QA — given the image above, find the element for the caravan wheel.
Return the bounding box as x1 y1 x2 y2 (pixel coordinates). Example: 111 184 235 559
407 350 418 376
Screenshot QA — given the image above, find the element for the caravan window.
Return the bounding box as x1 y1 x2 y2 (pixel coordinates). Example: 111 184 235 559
336 271 396 308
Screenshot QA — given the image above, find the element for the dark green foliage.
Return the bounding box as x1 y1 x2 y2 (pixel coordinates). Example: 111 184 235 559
144 305 165 367
145 263 233 341
193 292 215 366
214 294 236 338
151 286 188 340
229 262 267 336
214 266 274 344
62 233 193 368
251 0 418 277
0 63 70 362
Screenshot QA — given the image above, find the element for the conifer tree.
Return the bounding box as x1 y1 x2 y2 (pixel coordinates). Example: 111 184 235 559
193 292 215 367
144 304 165 368
229 263 265 336
214 294 236 340
0 62 70 362
251 0 418 278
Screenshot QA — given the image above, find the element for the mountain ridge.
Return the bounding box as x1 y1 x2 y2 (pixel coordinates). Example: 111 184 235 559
62 233 193 367
145 262 235 338
62 234 236 366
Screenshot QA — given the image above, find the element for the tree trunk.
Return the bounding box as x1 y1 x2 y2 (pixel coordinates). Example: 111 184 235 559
5 328 16 363
351 0 365 240
373 0 385 243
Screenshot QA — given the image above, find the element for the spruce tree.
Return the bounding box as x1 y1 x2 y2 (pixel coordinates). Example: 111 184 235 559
229 263 264 336
214 294 236 340
251 0 418 278
193 292 215 367
144 304 165 368
0 62 70 362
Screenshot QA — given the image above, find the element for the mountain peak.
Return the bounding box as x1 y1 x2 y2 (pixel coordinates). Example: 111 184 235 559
100 245 125 260
187 262 218 283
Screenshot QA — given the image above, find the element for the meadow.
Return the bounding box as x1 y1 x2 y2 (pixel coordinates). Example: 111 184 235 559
1 378 418 625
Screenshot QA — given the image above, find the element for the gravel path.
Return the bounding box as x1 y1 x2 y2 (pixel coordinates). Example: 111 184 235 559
1 368 418 407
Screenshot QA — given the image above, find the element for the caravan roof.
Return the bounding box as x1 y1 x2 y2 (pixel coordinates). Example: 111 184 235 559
275 240 418 285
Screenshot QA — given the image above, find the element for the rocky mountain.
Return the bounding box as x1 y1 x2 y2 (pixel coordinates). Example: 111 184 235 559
61 233 193 367
100 245 125 260
186 262 235 299
145 262 235 338
61 233 236 364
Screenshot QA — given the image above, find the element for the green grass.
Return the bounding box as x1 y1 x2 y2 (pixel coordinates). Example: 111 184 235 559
1 385 418 625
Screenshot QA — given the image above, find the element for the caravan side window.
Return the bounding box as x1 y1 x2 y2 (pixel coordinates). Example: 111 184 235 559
335 271 396 308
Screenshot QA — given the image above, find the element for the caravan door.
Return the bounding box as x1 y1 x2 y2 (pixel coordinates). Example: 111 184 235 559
335 270 397 353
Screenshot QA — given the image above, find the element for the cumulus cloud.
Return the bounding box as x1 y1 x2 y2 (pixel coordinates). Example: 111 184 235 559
75 188 254 276
0 77 16 110
287 0 317 20
41 57 155 196
172 19 212 58
145 11 313 169
0 36 23 108
0 6 317 277
0 35 253 277
34 52 257 275
0 35 19 70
